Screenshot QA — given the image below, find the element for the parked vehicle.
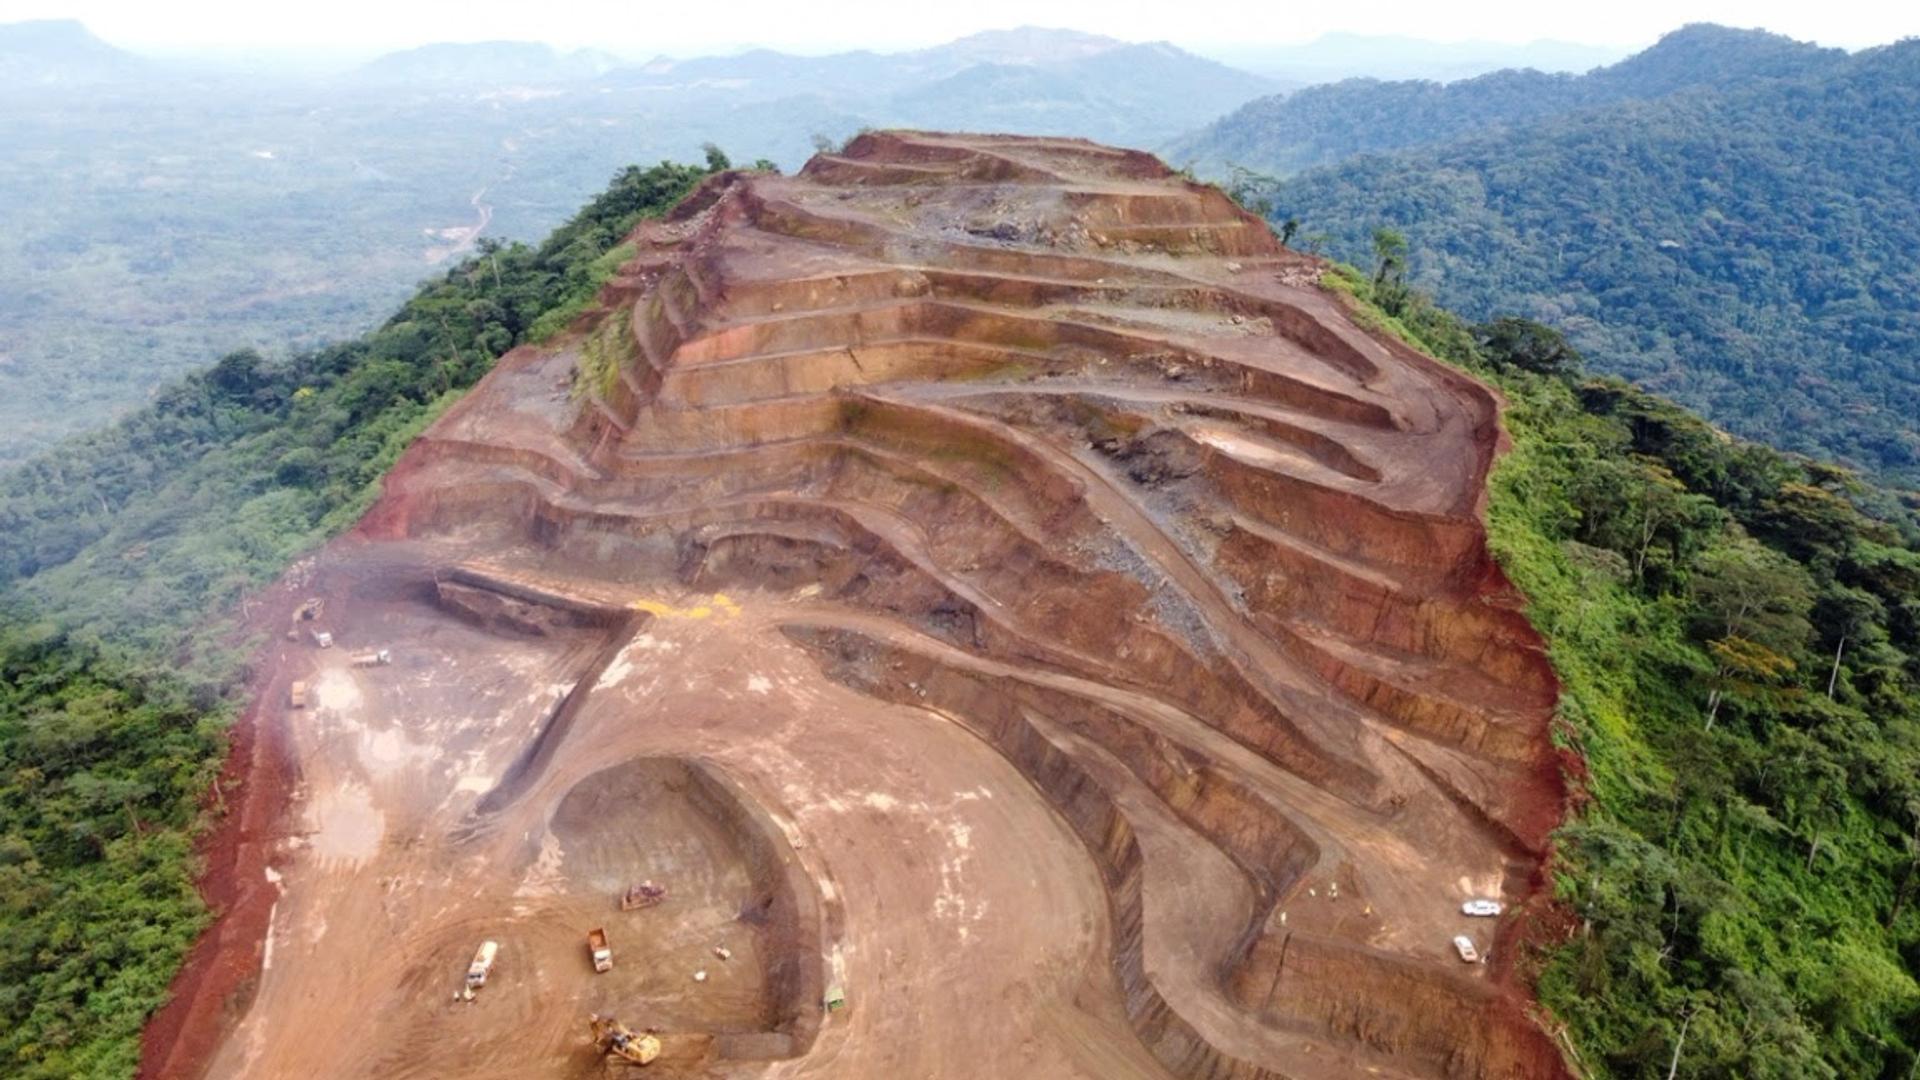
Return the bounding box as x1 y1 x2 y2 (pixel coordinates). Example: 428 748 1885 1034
462 940 499 1000
587 928 612 973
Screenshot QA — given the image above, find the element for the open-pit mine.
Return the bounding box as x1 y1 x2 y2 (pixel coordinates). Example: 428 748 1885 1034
146 132 1570 1079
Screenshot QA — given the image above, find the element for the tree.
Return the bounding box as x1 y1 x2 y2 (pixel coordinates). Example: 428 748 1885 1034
208 349 263 399
1371 227 1410 314
1689 536 1814 728
1475 316 1584 375
1690 537 1815 652
1371 227 1407 288
1568 456 1721 588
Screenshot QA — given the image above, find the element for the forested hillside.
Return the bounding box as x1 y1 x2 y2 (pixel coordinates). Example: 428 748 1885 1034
0 155 720 1078
1329 270 1919 1078
1234 34 1920 483
1168 25 1841 177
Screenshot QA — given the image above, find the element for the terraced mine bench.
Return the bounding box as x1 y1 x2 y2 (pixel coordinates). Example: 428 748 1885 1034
199 131 1570 1080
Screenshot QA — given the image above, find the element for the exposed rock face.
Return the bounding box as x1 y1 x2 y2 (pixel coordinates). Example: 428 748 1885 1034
253 132 1568 1079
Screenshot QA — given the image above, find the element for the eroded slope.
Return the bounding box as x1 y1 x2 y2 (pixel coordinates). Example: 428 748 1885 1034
192 132 1569 1079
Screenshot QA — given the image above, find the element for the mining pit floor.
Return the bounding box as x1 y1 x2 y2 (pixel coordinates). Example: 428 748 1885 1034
143 132 1570 1080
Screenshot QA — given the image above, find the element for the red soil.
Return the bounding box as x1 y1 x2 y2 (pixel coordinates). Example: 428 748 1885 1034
146 132 1573 1080
138 595 301 1079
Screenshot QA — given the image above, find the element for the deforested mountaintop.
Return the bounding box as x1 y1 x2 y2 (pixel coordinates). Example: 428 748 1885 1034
1167 24 1845 177
2 131 1914 1080
156 130 1572 1079
1252 35 1920 481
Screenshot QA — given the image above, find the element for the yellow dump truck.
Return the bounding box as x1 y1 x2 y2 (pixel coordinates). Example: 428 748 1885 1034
288 681 310 709
589 1014 660 1066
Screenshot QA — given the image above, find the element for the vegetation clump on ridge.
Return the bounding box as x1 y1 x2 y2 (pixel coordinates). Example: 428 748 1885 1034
1326 264 1920 1078
0 153 723 1079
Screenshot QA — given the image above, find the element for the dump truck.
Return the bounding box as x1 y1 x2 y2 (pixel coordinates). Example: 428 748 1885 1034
620 881 667 910
288 681 310 709
349 648 391 667
589 1014 660 1066
286 597 324 640
588 928 613 973
309 628 333 649
462 940 499 1000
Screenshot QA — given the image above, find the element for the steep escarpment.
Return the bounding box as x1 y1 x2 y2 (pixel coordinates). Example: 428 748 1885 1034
196 132 1568 1079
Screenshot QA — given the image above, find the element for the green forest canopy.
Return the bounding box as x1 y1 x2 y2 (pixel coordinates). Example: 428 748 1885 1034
1326 266 1919 1078
1205 30 1920 485
0 153 722 1078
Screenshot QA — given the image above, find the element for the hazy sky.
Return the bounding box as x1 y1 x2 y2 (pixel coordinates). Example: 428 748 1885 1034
8 0 1917 57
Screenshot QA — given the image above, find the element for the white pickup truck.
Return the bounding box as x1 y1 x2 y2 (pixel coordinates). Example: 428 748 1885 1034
462 940 499 1000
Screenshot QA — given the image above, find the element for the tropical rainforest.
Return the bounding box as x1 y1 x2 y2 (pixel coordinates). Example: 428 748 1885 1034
1192 26 1920 485
1330 264 1919 1078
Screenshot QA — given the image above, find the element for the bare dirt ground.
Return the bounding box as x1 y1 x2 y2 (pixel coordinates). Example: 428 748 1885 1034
147 132 1570 1080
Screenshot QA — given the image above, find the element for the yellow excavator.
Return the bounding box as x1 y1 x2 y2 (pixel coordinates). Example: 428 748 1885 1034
589 1015 660 1066
286 597 324 640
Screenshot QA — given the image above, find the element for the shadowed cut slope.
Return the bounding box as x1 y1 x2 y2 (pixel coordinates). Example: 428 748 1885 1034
197 132 1571 1080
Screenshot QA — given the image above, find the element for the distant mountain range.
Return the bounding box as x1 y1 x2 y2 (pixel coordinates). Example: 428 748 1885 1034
1210 32 1628 84
367 28 1281 144
353 40 623 84
0 22 1278 462
0 18 146 85
1169 24 1846 176
1216 26 1920 479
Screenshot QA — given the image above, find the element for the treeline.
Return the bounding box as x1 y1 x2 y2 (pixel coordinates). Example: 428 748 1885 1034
1328 268 1920 1077
1259 35 1920 482
0 152 725 1076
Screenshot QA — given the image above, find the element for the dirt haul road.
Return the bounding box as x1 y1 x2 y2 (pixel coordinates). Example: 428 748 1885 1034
147 132 1571 1080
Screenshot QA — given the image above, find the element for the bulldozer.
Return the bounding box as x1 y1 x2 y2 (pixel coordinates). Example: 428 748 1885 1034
589 1014 659 1066
619 881 667 910
286 597 324 640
